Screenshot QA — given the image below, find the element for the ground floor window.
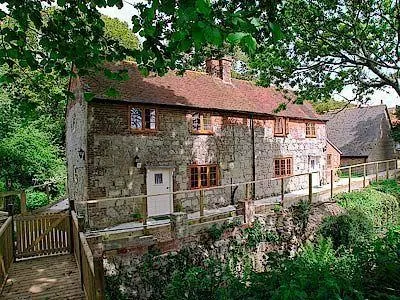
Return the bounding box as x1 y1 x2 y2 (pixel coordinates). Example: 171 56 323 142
274 157 293 177
189 164 218 189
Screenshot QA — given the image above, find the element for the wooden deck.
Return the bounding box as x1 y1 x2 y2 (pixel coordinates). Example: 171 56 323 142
1 254 84 299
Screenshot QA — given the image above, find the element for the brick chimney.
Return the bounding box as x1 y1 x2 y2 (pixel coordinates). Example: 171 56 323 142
205 57 232 84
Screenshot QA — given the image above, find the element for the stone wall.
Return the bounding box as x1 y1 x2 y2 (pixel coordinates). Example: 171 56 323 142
103 201 342 300
66 78 88 221
83 101 326 229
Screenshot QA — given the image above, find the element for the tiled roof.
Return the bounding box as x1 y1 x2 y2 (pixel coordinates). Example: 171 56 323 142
80 61 322 121
325 105 390 157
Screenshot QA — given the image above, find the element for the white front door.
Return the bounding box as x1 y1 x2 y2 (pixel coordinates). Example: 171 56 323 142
309 156 321 186
146 168 173 217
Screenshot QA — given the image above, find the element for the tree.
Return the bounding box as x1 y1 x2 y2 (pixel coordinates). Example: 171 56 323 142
101 15 139 52
251 0 400 103
0 0 281 79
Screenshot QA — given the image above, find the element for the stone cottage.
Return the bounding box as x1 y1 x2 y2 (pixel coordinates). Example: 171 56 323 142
67 59 328 229
326 105 396 167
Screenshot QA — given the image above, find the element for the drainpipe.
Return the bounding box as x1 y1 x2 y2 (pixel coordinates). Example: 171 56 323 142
250 114 256 198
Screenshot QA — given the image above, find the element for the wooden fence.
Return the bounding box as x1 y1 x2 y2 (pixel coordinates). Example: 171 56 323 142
72 211 105 300
14 213 71 259
0 217 13 292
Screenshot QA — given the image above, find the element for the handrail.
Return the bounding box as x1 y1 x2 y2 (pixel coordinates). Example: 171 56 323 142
0 217 13 293
87 170 320 204
87 158 398 204
335 159 397 171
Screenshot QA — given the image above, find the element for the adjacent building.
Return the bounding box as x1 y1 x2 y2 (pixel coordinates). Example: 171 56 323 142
326 105 396 166
67 59 328 229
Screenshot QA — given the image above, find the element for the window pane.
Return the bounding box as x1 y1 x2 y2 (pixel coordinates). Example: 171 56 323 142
275 118 283 134
192 113 201 131
200 166 208 187
190 167 199 189
280 159 286 176
154 173 163 184
203 114 212 131
144 109 156 129
130 108 142 129
274 160 280 176
286 158 292 175
210 166 217 186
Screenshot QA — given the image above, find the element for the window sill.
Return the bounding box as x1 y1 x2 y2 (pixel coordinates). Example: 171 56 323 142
274 134 288 137
191 131 214 135
274 175 293 179
130 129 158 134
306 135 317 138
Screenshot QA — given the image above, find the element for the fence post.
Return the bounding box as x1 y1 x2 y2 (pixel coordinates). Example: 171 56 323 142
142 196 148 232
308 173 312 203
77 215 85 290
199 189 204 219
280 177 284 202
376 162 379 182
93 244 105 300
330 169 334 199
386 161 389 179
363 164 366 188
348 166 352 192
20 191 27 215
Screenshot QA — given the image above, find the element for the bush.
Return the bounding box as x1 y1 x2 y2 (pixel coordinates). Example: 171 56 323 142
335 188 400 228
319 209 375 249
26 191 49 211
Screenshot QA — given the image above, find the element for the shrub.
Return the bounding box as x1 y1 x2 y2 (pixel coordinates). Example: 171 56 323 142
319 209 375 249
26 191 49 211
335 188 400 228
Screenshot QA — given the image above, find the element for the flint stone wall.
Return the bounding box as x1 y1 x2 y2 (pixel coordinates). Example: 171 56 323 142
69 100 326 229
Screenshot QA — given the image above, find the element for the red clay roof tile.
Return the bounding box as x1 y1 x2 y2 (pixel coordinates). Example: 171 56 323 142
80 61 322 121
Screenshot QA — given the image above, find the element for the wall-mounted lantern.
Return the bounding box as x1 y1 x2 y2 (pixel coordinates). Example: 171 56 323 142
78 148 85 160
134 155 142 168
323 146 327 152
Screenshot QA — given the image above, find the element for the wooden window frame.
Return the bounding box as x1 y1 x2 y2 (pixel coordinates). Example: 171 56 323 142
274 157 293 178
305 122 316 138
274 117 289 137
189 164 219 189
191 112 214 135
327 154 332 168
129 106 158 132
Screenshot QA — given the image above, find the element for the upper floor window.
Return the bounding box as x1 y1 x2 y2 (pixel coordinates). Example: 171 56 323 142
274 117 289 136
274 157 293 177
306 122 316 137
130 107 157 131
189 164 218 189
191 112 213 134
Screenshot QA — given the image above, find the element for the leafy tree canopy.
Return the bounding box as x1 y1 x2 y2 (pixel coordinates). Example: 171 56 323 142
101 15 139 51
0 0 281 80
251 0 400 103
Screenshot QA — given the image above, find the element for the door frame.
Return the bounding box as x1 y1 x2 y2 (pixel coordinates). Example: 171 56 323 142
146 166 174 217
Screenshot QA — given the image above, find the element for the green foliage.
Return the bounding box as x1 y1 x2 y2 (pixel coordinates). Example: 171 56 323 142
252 0 400 102
245 219 279 250
207 218 241 241
319 209 375 249
101 16 139 52
26 191 49 211
312 99 354 114
0 125 64 190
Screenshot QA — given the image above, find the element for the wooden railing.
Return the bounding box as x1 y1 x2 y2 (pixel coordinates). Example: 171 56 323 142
0 217 13 292
71 211 105 300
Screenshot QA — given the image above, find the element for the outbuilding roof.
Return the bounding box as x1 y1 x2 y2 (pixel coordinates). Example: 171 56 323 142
79 61 322 121
325 105 391 157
